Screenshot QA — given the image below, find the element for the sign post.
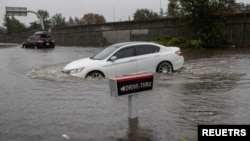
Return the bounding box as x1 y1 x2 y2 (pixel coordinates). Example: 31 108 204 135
5 7 44 30
128 94 138 119
109 73 154 119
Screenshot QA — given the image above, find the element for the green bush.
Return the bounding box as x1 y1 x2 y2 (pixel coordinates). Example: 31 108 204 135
167 37 185 46
190 39 202 48
150 36 191 48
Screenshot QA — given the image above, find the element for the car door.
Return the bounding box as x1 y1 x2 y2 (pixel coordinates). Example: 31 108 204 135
26 36 36 47
135 45 160 73
106 46 137 78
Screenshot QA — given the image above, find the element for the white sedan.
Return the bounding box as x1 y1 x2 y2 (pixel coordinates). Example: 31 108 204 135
62 41 184 79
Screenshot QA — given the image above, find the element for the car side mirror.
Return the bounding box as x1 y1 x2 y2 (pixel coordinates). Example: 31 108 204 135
110 56 117 61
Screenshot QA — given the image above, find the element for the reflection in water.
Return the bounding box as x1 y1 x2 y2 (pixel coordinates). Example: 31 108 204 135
182 72 242 94
117 118 156 141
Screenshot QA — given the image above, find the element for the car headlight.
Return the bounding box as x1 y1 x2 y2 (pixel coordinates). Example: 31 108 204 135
68 67 85 74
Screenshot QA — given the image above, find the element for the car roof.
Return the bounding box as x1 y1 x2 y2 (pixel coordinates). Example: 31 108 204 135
111 41 157 49
34 31 48 35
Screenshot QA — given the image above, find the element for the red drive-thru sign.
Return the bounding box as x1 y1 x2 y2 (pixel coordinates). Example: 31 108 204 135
109 73 154 97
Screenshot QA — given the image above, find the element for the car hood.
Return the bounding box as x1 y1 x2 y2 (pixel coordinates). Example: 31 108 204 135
63 58 97 70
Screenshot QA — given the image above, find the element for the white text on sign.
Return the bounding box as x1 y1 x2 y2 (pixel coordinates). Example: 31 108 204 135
120 82 152 92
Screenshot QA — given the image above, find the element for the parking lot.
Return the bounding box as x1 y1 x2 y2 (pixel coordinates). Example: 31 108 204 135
0 45 250 141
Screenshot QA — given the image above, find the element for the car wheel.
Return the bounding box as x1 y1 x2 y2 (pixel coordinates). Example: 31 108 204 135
157 61 173 73
86 71 104 79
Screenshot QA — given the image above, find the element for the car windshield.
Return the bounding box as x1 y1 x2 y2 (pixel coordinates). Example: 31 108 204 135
40 34 51 38
91 46 117 60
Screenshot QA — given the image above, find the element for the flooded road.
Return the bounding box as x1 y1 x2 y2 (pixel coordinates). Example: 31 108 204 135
0 45 250 141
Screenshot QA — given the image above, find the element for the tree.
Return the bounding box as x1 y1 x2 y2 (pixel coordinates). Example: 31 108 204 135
0 26 7 35
236 2 250 13
29 21 41 31
79 13 106 24
67 16 80 26
3 16 27 34
37 10 51 28
68 16 77 26
167 0 183 18
211 0 237 15
29 10 51 30
51 13 67 28
133 8 159 21
169 0 237 48
74 17 80 24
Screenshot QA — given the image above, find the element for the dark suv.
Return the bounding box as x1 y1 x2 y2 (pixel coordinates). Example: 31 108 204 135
22 31 55 49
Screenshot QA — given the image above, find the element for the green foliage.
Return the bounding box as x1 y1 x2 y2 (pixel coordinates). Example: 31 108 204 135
37 10 50 20
167 0 237 48
0 26 7 35
167 0 183 18
193 17 228 48
68 16 79 26
3 16 28 34
167 37 185 46
79 13 106 25
236 2 250 13
28 10 51 31
133 8 159 21
2 8 107 34
189 39 202 48
37 10 51 28
51 13 67 28
150 36 212 49
151 36 191 48
28 22 40 31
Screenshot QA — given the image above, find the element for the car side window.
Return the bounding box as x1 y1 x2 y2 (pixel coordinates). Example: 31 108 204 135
115 47 135 59
28 36 36 42
135 45 160 56
26 37 31 41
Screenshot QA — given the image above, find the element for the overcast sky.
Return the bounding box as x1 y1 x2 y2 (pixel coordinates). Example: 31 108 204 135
0 0 249 27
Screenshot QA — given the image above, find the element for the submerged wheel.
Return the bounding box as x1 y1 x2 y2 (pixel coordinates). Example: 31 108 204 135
86 71 104 79
157 61 173 73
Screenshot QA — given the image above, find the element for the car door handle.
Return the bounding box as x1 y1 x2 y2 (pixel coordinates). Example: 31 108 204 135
154 55 160 57
129 59 136 62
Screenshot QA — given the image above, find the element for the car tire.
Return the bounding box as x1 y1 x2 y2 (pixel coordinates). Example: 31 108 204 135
157 61 173 73
86 71 104 79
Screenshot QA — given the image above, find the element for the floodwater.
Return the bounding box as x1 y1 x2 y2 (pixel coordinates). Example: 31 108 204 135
0 45 250 141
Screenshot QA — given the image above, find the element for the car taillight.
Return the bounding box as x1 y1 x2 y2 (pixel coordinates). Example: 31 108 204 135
175 51 182 56
51 39 55 43
37 39 44 43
